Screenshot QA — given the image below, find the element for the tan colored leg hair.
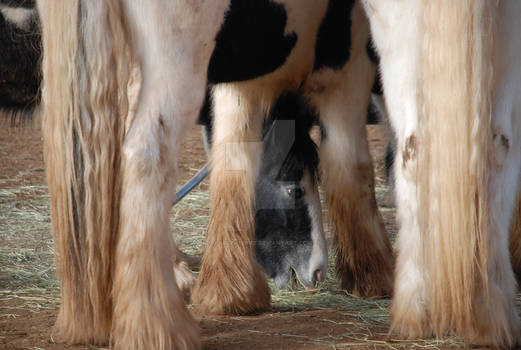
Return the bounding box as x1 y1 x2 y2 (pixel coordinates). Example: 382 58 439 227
193 84 271 314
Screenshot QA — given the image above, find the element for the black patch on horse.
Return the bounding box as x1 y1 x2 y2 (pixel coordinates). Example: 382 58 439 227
207 0 297 84
313 0 355 72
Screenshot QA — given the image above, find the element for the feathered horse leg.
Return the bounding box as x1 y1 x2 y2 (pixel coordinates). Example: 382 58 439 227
364 0 521 345
306 1 393 298
193 84 271 315
112 1 228 349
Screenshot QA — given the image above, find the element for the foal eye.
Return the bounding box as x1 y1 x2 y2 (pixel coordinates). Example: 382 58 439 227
286 185 305 198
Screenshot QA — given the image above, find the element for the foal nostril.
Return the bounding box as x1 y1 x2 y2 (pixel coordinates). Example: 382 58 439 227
313 268 325 283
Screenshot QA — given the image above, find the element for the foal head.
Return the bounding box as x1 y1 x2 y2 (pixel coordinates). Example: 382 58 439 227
255 93 328 290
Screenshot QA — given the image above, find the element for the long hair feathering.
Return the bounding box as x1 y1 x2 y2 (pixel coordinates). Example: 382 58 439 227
39 0 131 343
418 1 517 345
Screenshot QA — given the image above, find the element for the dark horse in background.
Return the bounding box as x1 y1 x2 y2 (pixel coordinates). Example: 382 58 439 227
0 0 39 117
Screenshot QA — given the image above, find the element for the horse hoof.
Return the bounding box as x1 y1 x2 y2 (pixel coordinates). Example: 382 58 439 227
192 262 271 315
174 261 197 302
337 252 394 298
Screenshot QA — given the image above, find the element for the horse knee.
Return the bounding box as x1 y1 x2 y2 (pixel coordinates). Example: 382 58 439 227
123 119 177 185
491 131 511 170
396 133 418 182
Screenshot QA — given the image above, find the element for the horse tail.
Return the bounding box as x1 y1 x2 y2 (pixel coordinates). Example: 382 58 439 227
38 0 131 344
418 0 511 343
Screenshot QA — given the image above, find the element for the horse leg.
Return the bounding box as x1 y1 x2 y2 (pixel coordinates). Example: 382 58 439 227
317 98 394 297
508 25 521 278
306 1 393 297
173 259 197 302
475 87 521 344
112 1 228 349
471 3 521 341
367 0 521 344
193 84 271 314
115 102 201 350
362 0 430 336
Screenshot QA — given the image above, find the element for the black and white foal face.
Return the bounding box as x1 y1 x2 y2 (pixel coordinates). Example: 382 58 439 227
254 93 328 290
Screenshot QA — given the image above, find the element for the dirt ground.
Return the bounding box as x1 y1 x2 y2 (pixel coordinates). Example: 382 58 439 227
0 117 481 349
